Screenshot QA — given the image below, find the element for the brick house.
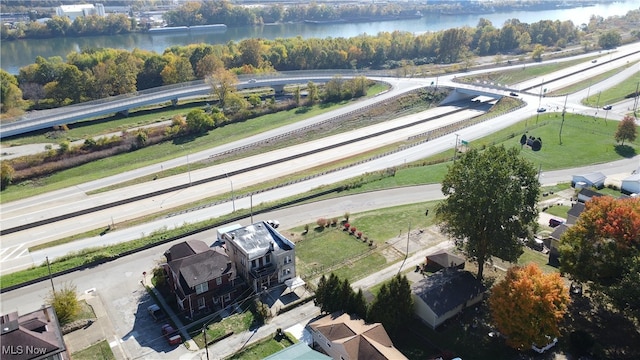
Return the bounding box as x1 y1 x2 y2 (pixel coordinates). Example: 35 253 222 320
163 240 239 319
221 221 296 293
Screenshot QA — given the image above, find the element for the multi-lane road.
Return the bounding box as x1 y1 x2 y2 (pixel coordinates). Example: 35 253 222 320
1 44 639 275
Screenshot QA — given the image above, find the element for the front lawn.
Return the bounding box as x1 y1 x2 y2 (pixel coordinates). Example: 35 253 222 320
71 340 115 360
226 332 296 360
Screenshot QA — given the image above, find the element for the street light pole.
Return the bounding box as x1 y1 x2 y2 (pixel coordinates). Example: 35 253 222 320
225 173 235 212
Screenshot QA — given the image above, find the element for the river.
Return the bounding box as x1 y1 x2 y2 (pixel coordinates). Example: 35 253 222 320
1 1 637 74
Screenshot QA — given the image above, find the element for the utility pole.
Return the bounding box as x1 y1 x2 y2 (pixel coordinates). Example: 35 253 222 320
633 81 639 119
453 133 459 161
46 256 55 293
596 91 602 109
559 94 568 145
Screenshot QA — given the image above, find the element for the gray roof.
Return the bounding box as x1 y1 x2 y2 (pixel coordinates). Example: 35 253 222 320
573 172 606 184
567 202 585 219
411 269 485 317
550 223 570 241
168 246 232 288
164 239 211 262
0 307 67 360
578 188 604 199
263 342 331 360
226 221 294 260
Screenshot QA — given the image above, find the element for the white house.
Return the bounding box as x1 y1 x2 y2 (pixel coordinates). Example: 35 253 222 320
571 172 606 189
621 173 640 195
411 269 485 329
56 4 105 20
222 221 295 292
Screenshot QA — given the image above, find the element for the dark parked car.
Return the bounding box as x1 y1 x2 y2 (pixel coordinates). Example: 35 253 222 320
549 218 563 227
509 92 518 97
537 107 547 113
161 324 182 345
603 105 612 110
591 59 597 63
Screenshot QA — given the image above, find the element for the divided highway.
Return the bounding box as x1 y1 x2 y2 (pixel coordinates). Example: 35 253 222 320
1 43 639 274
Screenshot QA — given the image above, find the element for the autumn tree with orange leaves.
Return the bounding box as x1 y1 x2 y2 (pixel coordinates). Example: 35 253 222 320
489 263 570 350
559 196 640 321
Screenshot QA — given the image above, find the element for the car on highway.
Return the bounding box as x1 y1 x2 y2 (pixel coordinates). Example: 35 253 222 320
509 92 518 97
147 304 165 322
161 324 182 345
591 59 597 63
537 107 546 113
603 105 612 110
248 79 257 83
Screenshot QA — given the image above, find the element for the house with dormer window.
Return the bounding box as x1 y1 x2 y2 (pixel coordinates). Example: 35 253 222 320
163 240 240 318
221 221 296 293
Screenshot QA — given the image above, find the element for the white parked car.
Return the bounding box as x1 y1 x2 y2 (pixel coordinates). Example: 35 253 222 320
532 337 558 353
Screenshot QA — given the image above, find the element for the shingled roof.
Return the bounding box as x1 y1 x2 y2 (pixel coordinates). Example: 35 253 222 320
0 307 68 360
412 269 485 317
309 312 407 360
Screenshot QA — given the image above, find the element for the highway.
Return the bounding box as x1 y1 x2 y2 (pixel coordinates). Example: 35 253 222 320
1 43 639 274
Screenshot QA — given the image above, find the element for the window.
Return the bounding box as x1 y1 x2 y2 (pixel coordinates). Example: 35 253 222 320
283 268 291 276
197 297 205 309
216 277 222 285
284 255 292 264
224 293 231 302
252 259 257 268
265 254 271 264
195 282 208 294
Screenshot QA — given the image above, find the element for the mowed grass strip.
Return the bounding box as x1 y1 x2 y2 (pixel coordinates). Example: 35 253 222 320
583 70 640 107
457 55 600 86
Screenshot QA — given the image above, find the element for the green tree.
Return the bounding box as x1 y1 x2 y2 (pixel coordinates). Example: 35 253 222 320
559 196 640 321
46 283 80 325
207 68 238 111
186 109 214 134
306 81 318 105
367 275 413 336
0 69 23 113
531 44 545 62
614 115 637 146
436 146 540 280
1 161 15 190
598 30 622 50
490 264 570 350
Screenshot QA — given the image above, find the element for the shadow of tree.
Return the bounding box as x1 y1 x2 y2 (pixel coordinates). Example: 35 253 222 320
614 144 636 158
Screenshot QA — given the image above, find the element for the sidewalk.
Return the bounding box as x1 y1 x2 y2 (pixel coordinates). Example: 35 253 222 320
63 290 127 360
142 276 198 351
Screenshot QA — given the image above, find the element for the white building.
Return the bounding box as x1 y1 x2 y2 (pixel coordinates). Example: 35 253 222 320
56 4 105 21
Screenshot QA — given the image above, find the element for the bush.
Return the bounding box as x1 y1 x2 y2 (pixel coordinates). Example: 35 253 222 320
316 218 328 228
357 231 362 239
343 223 350 230
350 226 357 234
331 218 338 226
344 212 350 222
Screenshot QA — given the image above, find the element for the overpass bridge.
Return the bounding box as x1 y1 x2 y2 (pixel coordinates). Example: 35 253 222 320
0 71 378 139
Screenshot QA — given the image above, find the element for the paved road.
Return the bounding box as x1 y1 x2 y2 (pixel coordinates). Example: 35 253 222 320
2 44 639 274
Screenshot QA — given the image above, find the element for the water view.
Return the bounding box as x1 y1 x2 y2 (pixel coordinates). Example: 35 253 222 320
1 1 637 74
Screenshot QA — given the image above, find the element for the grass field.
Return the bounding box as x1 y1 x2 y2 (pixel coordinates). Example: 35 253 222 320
71 340 116 360
457 55 600 87
225 333 296 360
583 70 640 107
